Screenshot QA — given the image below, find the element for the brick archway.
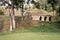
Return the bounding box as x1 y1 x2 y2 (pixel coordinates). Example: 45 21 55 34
39 16 45 21
39 15 52 21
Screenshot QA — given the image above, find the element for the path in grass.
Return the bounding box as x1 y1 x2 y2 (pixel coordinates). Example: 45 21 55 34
0 32 60 40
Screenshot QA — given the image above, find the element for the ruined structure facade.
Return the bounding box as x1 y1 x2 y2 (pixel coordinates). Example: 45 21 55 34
28 10 54 22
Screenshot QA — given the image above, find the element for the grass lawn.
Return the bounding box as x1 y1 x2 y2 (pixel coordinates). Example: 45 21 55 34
0 32 60 40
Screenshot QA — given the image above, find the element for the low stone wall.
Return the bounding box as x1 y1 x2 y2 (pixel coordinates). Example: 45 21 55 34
0 16 4 32
0 16 57 32
3 16 10 32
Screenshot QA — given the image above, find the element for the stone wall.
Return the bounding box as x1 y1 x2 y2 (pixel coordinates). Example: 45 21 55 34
32 16 40 20
0 16 4 32
0 16 10 32
3 16 10 32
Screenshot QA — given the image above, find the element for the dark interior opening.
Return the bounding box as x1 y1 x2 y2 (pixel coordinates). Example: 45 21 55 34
39 16 42 21
49 16 51 21
44 16 47 21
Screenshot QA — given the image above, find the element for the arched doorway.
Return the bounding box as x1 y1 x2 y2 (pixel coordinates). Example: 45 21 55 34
44 16 47 21
49 16 52 21
39 16 42 21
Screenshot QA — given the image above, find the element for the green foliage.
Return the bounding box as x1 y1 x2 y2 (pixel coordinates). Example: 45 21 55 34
45 5 52 12
29 22 60 32
34 2 40 9
13 0 24 8
47 0 58 11
47 0 58 4
57 6 60 16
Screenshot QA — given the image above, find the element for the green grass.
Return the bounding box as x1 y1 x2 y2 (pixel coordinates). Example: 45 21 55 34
12 22 60 32
0 32 60 40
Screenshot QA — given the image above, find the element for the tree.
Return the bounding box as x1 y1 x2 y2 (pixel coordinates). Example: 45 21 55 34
57 6 60 16
47 0 58 16
31 0 40 9
56 0 60 16
5 0 16 31
13 0 25 20
11 0 16 30
34 2 40 9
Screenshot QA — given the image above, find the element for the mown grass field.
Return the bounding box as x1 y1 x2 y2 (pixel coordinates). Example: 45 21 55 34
0 32 60 40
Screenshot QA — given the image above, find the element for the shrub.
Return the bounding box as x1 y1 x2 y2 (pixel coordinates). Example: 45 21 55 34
0 10 4 15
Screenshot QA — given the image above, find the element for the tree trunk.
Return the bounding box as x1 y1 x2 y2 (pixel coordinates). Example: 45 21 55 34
9 8 13 31
21 8 24 21
9 8 15 31
21 0 24 21
11 7 15 29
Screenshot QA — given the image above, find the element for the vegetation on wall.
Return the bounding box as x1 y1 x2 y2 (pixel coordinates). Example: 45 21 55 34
0 10 4 15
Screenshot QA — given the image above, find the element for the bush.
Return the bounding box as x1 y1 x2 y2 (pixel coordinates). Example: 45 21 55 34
30 22 60 32
0 10 4 15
